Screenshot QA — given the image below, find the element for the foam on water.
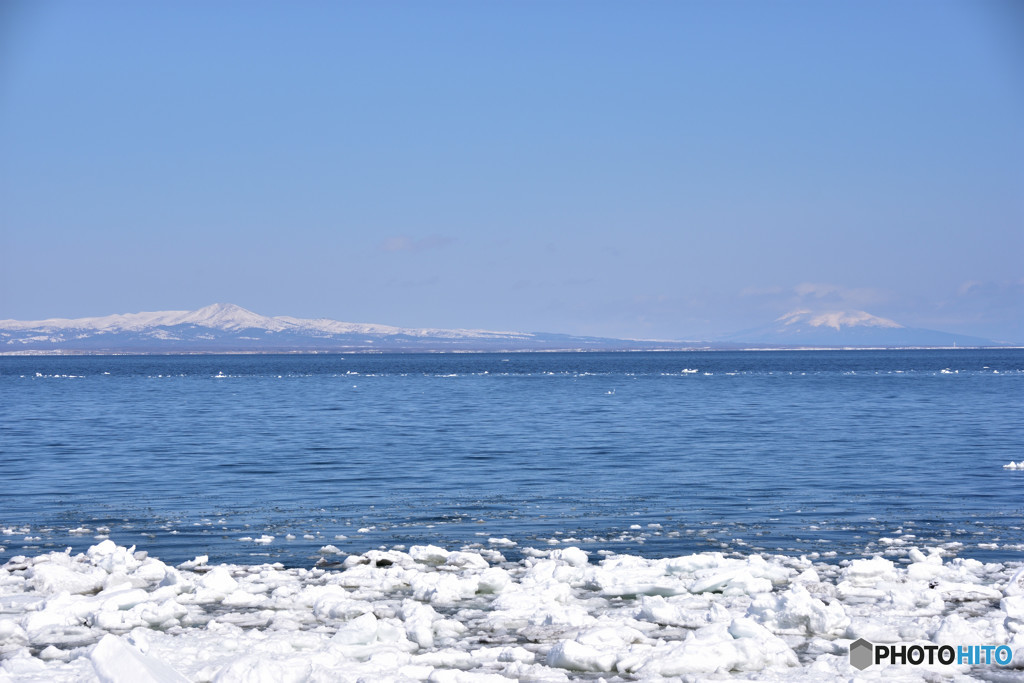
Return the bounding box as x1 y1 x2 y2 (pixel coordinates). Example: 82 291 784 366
1 540 1022 681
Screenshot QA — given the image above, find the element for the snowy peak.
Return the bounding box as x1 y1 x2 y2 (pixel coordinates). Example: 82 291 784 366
0 304 285 334
726 309 999 347
174 303 286 332
188 302 259 323
777 309 904 331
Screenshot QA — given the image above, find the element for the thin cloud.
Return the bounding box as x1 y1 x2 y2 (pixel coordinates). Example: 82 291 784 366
739 285 784 297
740 282 891 314
794 282 843 299
379 235 455 253
791 282 888 308
916 279 1024 341
945 278 1024 311
957 280 983 296
384 275 442 289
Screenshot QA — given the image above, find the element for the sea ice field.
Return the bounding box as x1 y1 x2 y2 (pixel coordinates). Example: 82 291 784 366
1 538 1024 681
1 350 1022 679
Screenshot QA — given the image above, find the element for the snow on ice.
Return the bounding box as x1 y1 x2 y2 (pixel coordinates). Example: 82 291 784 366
0 540 1021 681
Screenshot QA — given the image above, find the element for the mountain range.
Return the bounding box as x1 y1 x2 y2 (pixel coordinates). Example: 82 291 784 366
0 303 1009 354
0 303 700 353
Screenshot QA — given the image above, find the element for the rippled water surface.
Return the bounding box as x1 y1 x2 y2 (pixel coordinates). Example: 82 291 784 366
2 350 1021 566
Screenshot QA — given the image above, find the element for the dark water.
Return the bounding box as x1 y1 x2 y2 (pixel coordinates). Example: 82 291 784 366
1 350 1022 566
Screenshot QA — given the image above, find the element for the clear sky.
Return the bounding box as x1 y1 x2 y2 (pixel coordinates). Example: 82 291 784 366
1 1 1021 341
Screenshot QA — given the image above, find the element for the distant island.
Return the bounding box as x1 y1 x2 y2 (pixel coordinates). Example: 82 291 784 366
720 309 1008 348
0 303 1011 354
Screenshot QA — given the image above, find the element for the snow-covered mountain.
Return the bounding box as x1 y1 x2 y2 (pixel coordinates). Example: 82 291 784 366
0 303 524 339
724 309 1002 347
0 303 689 353
0 304 1008 354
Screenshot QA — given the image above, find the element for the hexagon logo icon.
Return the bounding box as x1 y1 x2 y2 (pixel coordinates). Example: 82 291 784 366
849 638 873 670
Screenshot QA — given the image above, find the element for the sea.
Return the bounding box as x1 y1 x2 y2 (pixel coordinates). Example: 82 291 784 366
1 349 1021 568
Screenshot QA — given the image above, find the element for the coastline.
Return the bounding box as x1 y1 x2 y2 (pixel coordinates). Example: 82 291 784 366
3 346 1022 357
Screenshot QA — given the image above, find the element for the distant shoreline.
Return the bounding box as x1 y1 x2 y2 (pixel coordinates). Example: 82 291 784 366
2 346 1020 357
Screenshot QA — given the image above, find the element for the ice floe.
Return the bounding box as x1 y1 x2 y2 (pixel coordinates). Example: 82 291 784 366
0 539 1021 681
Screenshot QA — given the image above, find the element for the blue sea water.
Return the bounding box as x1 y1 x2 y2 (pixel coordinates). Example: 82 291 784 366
1 350 1021 567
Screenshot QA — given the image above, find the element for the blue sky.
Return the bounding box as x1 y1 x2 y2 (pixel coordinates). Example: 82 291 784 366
1 1 1021 341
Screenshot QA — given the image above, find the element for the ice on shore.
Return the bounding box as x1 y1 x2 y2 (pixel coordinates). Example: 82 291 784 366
0 539 1021 681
